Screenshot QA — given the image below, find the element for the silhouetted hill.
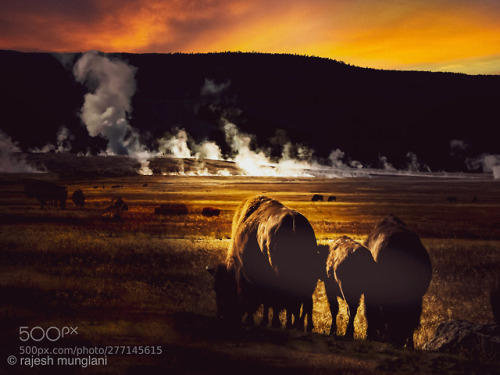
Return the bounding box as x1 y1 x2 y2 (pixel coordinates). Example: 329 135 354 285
1 50 499 172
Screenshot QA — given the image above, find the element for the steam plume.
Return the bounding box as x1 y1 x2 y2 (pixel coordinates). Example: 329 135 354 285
406 152 431 173
201 79 231 96
73 51 152 175
158 129 192 158
0 130 44 173
468 154 500 179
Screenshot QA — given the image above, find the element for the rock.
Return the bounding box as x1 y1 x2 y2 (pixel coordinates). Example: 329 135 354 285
202 207 220 217
423 320 500 361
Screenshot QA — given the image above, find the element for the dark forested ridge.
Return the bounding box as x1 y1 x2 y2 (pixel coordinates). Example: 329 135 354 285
1 49 499 171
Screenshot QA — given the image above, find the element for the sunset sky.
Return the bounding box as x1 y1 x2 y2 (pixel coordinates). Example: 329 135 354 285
1 0 499 74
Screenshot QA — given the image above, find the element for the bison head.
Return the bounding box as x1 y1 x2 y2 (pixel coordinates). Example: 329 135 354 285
206 264 242 324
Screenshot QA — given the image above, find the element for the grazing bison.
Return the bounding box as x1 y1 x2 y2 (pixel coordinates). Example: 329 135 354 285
71 189 85 207
364 215 432 348
24 180 67 209
202 207 221 217
328 196 337 202
311 194 324 202
491 275 500 325
207 195 320 331
321 236 377 338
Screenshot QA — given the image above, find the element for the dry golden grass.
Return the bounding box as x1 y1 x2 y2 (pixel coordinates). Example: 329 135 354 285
1 174 500 374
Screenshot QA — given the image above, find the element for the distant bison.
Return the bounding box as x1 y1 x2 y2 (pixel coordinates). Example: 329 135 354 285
447 196 458 203
154 203 188 215
24 180 67 209
207 195 320 331
202 207 221 217
491 275 500 325
103 197 128 222
71 189 85 207
105 197 128 212
311 194 324 202
328 196 337 202
320 236 377 338
364 215 432 348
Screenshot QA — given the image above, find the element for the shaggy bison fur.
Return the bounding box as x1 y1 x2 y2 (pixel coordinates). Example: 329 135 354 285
24 180 67 209
364 215 432 348
320 236 377 338
208 195 320 331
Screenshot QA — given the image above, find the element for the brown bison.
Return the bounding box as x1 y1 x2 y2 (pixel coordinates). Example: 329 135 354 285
311 194 323 202
207 195 320 331
71 189 85 207
320 236 377 338
491 275 500 325
364 215 432 348
24 180 67 209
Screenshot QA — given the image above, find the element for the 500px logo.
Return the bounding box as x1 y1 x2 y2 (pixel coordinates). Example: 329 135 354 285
19 326 78 342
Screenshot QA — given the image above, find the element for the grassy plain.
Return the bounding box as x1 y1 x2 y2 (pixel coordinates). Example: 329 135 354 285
1 173 500 374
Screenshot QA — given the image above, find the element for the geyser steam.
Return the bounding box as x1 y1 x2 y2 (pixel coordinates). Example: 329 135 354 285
0 130 43 173
73 51 152 174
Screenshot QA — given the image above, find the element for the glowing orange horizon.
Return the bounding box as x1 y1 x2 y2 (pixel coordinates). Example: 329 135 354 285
0 0 499 74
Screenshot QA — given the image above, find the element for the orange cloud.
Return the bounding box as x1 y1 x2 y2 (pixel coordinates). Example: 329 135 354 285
0 0 499 74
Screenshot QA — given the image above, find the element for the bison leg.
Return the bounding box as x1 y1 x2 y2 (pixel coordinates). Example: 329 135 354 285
344 299 358 339
329 300 339 336
325 280 340 336
297 297 313 332
286 309 294 329
245 310 254 326
271 305 281 328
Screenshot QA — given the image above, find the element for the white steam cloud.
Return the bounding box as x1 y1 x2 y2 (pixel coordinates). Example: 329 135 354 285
158 128 223 160
406 152 431 173
56 125 74 153
158 129 192 158
378 155 396 171
29 125 74 154
450 139 467 155
467 154 500 179
201 79 231 96
0 130 44 173
194 141 222 160
73 51 152 175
